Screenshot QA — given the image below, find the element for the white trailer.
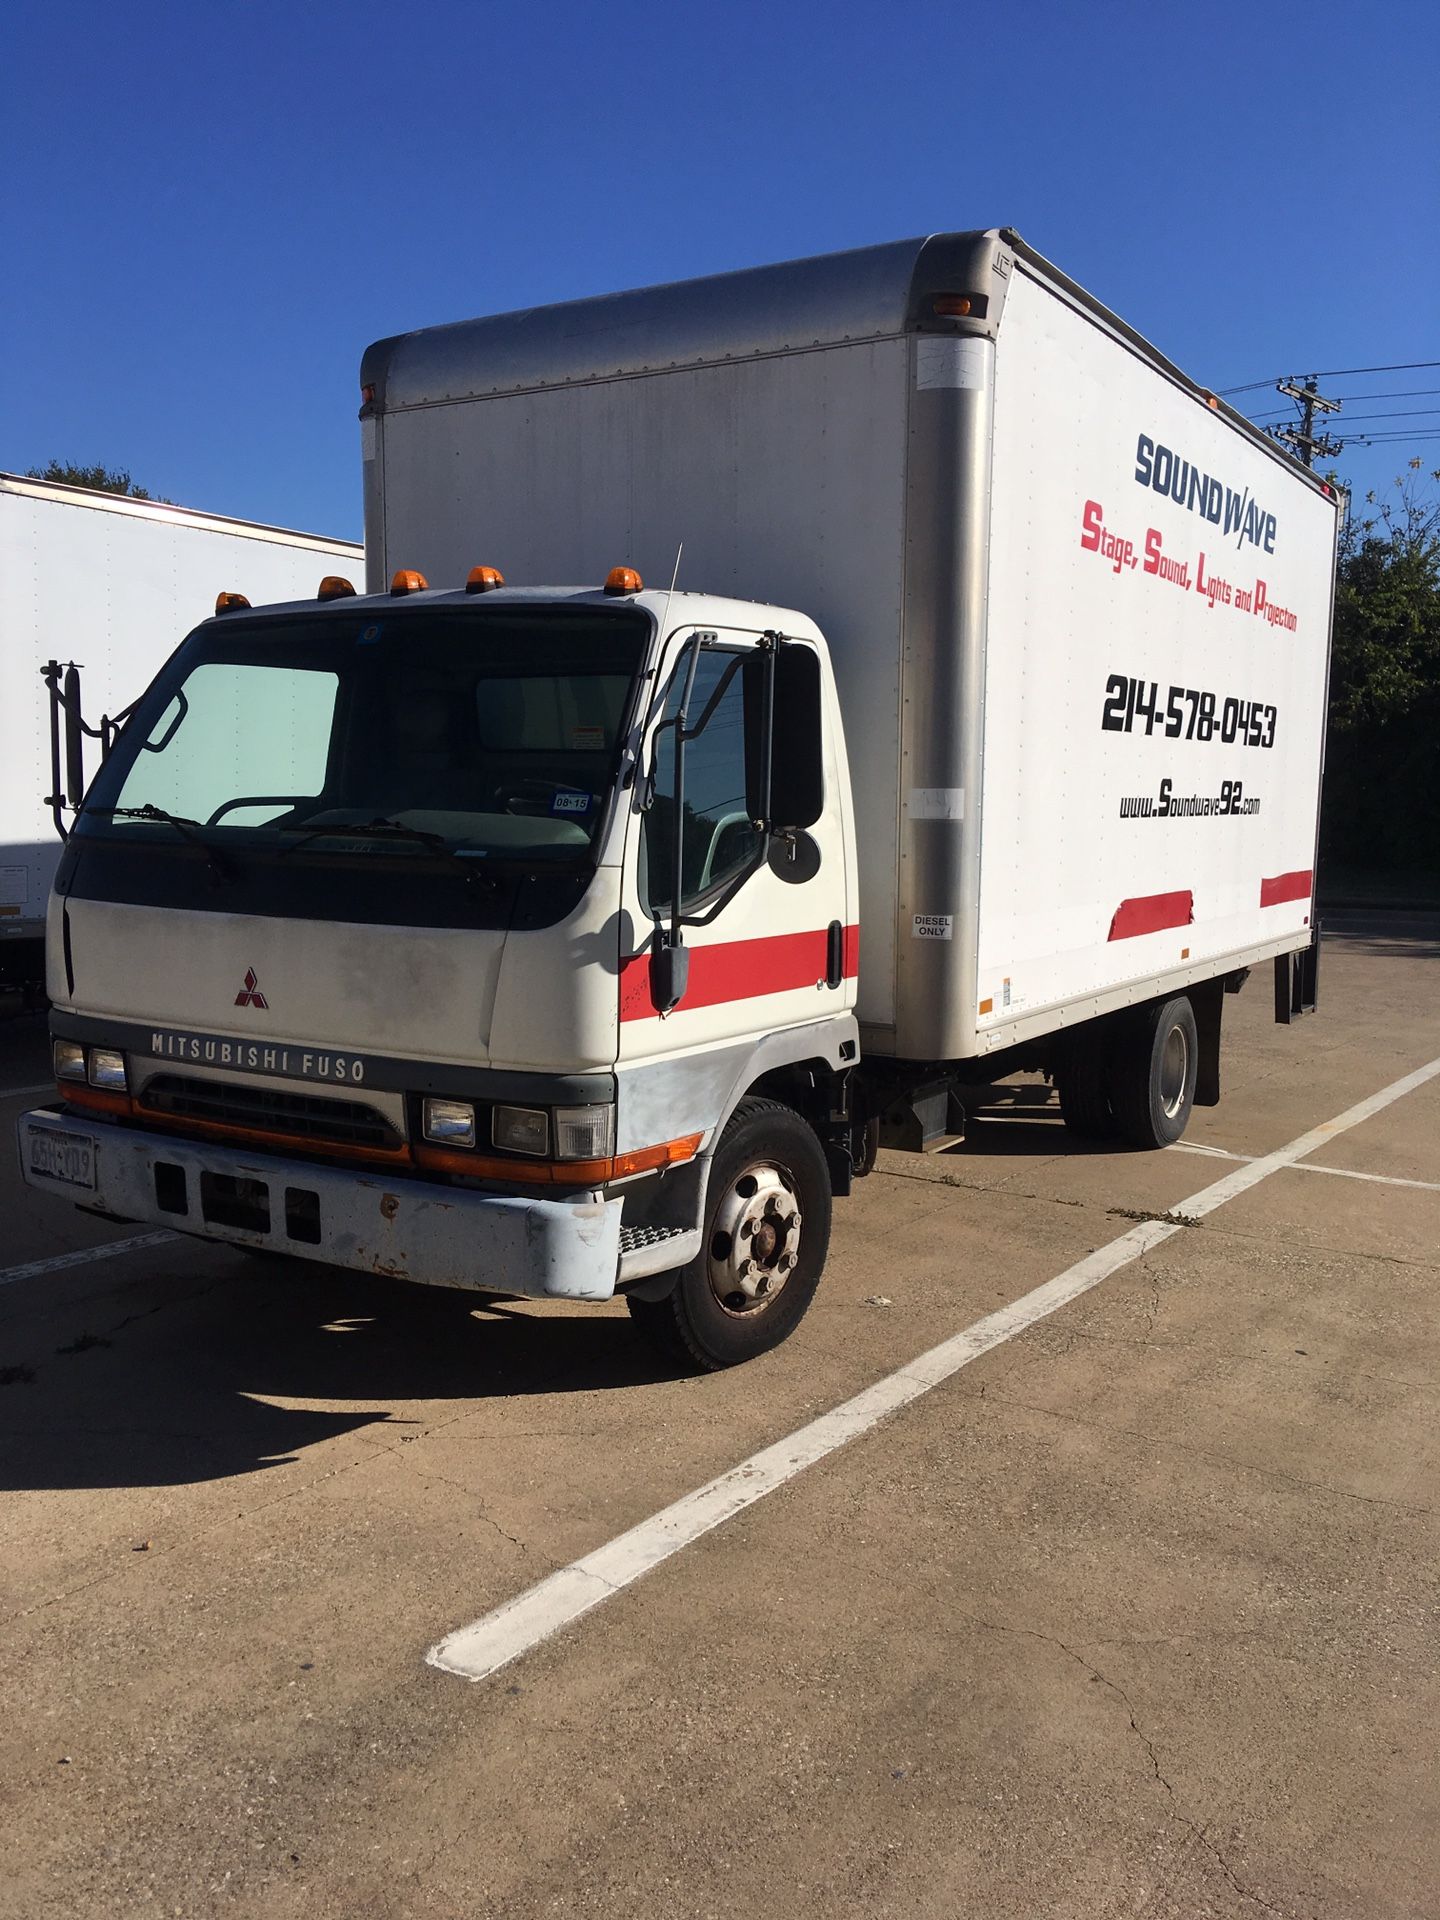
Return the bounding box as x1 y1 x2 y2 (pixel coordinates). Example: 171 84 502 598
0 472 362 987
19 232 1337 1368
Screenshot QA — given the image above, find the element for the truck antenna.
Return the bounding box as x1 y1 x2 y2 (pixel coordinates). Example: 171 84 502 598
660 542 683 636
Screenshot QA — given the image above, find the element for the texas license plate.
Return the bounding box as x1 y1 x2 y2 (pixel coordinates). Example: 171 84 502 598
27 1126 96 1189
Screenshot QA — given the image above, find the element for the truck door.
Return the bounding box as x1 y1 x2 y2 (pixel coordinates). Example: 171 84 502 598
616 624 855 1110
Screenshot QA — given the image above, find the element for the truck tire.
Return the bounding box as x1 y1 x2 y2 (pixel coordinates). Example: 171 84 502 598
1107 995 1198 1148
1054 1026 1115 1141
626 1097 831 1371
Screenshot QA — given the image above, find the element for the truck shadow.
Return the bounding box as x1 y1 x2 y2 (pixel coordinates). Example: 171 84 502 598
0 1253 681 1494
943 1082 1103 1158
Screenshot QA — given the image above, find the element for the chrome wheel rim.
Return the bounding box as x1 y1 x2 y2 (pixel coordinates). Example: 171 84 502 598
1160 1024 1190 1118
707 1163 802 1316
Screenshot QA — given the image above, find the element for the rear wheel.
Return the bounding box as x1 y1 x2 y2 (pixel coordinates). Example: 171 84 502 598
1108 995 1198 1148
1054 1026 1116 1140
626 1097 831 1371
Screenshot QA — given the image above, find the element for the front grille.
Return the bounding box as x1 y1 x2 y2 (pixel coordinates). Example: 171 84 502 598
138 1073 403 1152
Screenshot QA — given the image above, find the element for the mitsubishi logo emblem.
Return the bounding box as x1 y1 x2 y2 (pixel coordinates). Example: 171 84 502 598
235 967 269 1010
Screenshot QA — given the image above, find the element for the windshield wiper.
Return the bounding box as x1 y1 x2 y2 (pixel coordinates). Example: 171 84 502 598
83 804 235 884
277 817 499 888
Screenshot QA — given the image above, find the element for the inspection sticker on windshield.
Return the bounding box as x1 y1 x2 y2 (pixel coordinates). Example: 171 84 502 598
570 726 605 749
552 791 591 815
913 913 953 941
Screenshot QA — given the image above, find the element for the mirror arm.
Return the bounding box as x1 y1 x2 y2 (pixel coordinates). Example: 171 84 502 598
41 660 71 842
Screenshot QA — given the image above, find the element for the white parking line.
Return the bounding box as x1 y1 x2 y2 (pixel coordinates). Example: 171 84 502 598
429 1052 1440 1684
0 1232 180 1289
1170 1140 1440 1193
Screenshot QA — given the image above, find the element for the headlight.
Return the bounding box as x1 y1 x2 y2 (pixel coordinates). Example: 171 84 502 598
423 1098 476 1146
54 1041 88 1083
492 1105 549 1156
87 1048 128 1090
553 1104 616 1161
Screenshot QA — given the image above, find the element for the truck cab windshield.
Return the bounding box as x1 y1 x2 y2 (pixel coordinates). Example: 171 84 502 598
76 607 648 866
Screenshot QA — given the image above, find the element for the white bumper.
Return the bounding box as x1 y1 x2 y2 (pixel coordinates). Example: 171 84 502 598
17 1108 622 1301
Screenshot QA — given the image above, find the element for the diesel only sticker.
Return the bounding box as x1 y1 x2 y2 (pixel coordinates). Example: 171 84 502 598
913 914 954 941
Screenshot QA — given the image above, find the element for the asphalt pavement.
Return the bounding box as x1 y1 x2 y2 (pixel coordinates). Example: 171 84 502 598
2 912 1437 1919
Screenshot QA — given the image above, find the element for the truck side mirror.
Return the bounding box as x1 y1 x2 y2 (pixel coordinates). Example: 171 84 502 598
649 938 690 1015
745 642 823 832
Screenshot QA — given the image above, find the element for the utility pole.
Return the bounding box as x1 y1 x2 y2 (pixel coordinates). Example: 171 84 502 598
1269 376 1343 468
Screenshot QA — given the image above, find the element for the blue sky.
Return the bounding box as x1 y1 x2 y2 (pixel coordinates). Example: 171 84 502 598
4 0 1436 543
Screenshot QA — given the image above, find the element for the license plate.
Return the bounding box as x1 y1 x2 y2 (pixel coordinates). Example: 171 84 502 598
27 1126 96 1190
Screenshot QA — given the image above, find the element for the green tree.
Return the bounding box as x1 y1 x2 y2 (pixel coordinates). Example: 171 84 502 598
1321 460 1440 883
25 460 156 499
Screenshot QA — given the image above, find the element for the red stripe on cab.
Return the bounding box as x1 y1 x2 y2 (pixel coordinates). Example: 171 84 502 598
620 924 859 1021
1260 869 1313 908
1108 890 1194 941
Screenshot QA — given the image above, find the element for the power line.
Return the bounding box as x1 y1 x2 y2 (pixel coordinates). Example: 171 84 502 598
1247 392 1440 421
1317 386 1440 404
1220 358 1440 396
1252 406 1440 426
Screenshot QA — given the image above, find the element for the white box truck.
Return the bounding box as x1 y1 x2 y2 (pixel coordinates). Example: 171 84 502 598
18 231 1337 1368
0 471 363 991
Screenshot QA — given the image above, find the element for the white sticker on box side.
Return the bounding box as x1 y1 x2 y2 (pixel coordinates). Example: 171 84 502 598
913 914 953 941
0 865 29 909
360 417 377 462
907 787 965 821
916 338 988 391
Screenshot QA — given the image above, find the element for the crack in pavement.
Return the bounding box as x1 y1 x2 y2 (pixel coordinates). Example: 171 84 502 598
952 1608 1311 1918
969 1387 1438 1519
1028 1321 1440 1395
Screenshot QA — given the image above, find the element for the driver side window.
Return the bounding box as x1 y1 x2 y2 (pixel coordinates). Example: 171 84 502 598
643 647 763 917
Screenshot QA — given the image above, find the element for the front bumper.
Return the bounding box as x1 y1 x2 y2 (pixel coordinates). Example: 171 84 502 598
17 1108 622 1301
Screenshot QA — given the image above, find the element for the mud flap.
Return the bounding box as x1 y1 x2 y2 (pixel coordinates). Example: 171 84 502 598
1275 925 1321 1024
1190 978 1224 1107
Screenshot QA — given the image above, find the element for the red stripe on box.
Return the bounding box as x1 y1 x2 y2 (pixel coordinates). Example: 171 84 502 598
620 924 859 1021
1107 890 1194 941
1260 869 1313 908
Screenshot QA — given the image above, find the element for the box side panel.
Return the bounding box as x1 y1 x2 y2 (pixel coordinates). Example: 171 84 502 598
976 267 1337 1041
379 341 910 1030
0 494 362 943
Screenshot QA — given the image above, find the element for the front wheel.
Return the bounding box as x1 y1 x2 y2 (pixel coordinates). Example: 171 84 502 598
626 1097 832 1371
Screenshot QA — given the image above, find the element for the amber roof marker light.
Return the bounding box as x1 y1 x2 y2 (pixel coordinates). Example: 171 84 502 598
390 569 428 595
466 565 505 594
318 575 357 601
604 566 643 595
215 591 251 614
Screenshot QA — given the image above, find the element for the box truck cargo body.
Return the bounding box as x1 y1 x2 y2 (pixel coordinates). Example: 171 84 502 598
19 232 1337 1369
0 472 363 987
363 232 1336 1063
